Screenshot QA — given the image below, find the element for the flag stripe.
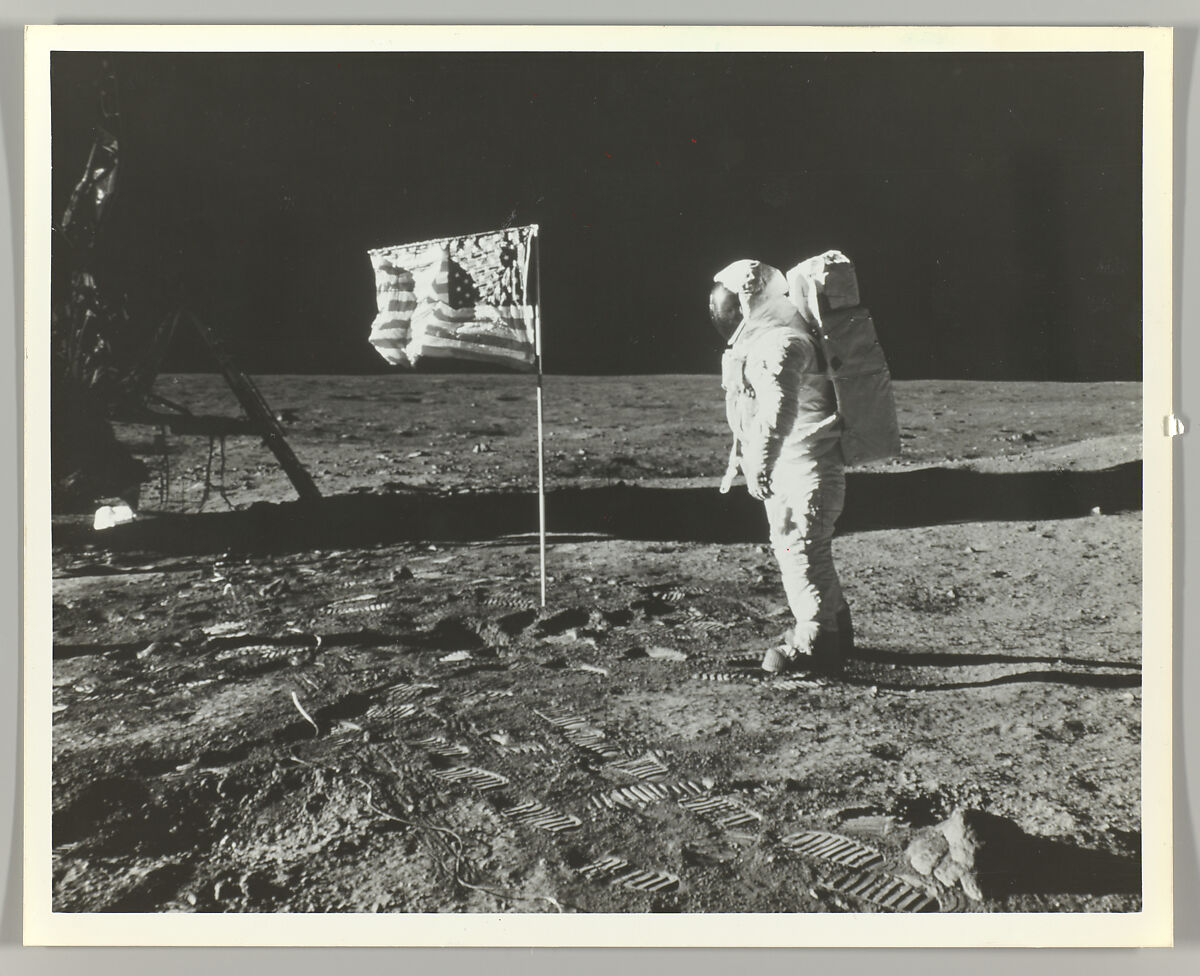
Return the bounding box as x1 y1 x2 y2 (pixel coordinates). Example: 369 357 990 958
419 343 535 369
420 321 535 355
368 336 410 350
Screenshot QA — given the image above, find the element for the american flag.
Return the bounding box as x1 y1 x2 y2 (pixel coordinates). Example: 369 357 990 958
367 225 537 370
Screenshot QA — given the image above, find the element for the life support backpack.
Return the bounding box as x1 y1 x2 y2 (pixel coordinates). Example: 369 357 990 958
785 251 902 465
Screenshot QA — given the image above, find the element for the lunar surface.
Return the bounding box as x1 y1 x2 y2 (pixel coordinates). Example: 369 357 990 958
47 374 1144 914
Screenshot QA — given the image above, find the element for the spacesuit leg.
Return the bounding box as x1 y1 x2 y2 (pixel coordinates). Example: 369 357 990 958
762 448 845 655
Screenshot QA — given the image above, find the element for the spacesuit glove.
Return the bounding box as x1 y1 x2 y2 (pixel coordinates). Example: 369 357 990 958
746 467 773 501
719 465 737 495
719 440 741 495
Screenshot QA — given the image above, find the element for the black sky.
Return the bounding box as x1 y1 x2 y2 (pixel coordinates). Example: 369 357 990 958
50 50 1143 379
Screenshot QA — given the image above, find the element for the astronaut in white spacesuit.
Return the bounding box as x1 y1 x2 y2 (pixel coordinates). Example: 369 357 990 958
710 259 852 674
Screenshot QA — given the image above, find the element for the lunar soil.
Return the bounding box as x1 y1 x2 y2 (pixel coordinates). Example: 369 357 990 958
47 375 1145 914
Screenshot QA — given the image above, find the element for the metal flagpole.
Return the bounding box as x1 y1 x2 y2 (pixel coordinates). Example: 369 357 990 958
533 225 547 608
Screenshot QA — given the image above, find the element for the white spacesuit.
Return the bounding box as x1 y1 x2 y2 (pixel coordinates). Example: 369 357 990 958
713 260 848 672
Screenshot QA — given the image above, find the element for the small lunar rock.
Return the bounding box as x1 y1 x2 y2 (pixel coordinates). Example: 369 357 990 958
202 621 249 637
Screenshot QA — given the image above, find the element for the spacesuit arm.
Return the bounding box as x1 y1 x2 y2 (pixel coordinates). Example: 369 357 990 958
743 332 811 480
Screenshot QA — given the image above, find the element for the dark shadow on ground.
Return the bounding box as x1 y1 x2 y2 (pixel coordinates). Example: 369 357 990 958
851 646 1141 672
54 461 1141 557
992 834 1141 897
726 645 1141 692
838 645 1140 691
842 668 1141 692
949 811 1141 898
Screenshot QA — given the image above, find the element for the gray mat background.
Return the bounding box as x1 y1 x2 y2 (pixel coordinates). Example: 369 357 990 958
3 2 1196 971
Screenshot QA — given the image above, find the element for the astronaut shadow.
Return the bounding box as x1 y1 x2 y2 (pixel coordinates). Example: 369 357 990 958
850 645 1141 674
56 459 1140 556
840 648 1141 692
